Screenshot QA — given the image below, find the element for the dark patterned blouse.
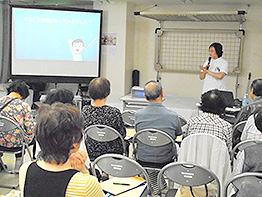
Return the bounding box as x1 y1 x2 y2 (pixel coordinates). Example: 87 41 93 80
0 96 35 148
81 105 126 161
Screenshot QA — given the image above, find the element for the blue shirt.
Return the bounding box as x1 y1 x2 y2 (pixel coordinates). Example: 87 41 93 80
135 102 182 163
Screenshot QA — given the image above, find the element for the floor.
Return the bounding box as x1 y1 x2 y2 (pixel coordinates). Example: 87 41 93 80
0 153 18 196
0 148 32 196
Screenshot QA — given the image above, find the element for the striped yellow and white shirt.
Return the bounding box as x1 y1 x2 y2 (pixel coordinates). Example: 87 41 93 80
19 162 105 197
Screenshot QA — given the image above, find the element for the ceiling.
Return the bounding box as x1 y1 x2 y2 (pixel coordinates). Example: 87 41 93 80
8 0 262 6
105 0 262 6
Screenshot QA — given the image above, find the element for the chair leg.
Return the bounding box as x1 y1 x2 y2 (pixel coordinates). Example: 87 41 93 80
0 184 19 190
0 153 20 189
25 144 33 161
0 153 4 171
0 156 7 171
21 144 25 164
0 154 16 174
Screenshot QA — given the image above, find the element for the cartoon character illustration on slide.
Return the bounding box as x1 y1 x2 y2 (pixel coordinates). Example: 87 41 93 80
68 37 98 61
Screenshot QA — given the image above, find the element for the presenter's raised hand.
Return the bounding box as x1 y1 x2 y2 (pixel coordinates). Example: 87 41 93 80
68 38 73 44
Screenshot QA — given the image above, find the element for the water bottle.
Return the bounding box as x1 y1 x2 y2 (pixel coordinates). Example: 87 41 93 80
242 94 248 106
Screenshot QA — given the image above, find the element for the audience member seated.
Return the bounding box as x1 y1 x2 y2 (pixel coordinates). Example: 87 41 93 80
19 103 104 197
183 89 232 152
35 88 75 158
135 80 182 168
241 107 262 141
0 80 35 170
82 77 126 161
44 88 74 105
231 108 262 196
234 107 262 175
235 78 262 125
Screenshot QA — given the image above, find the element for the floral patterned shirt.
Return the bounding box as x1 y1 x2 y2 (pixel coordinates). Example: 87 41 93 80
82 105 126 161
0 96 35 148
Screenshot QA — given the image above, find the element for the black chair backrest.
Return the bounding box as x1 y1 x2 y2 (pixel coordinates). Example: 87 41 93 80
122 110 136 127
92 153 153 194
0 116 22 132
235 99 262 123
158 162 221 197
0 115 33 178
232 121 247 148
0 115 26 142
178 115 187 127
231 139 262 162
224 172 262 197
132 128 177 161
84 124 126 154
132 128 175 147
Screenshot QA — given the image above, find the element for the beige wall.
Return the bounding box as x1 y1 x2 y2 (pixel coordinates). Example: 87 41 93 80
240 4 262 102
124 3 135 94
133 4 262 99
94 2 262 100
94 2 135 99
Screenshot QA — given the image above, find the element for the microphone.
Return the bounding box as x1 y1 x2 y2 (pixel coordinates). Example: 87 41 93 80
207 57 211 70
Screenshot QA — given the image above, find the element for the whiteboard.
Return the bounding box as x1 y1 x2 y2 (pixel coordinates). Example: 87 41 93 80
155 28 243 74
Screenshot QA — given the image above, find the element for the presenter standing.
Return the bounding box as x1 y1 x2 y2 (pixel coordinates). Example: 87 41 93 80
200 42 228 93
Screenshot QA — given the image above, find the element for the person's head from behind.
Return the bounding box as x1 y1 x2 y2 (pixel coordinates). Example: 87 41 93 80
144 80 163 102
7 80 29 100
250 79 262 99
44 89 74 105
209 42 223 59
36 103 83 164
200 89 226 115
88 77 111 101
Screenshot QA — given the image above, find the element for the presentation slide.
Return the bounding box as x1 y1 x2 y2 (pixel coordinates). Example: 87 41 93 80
11 7 102 80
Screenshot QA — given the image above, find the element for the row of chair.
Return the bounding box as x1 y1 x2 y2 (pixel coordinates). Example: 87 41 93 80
92 153 262 197
0 111 260 194
85 126 226 196
64 110 262 196
91 153 221 197
84 124 262 177
86 122 256 166
122 110 250 152
84 125 178 159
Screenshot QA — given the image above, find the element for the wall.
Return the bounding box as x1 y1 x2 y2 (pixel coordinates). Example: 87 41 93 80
240 4 262 102
94 2 135 99
1 2 261 101
133 4 262 99
124 3 135 94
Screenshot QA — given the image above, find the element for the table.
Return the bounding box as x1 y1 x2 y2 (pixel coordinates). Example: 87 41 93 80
119 94 199 121
195 103 241 124
120 94 148 111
